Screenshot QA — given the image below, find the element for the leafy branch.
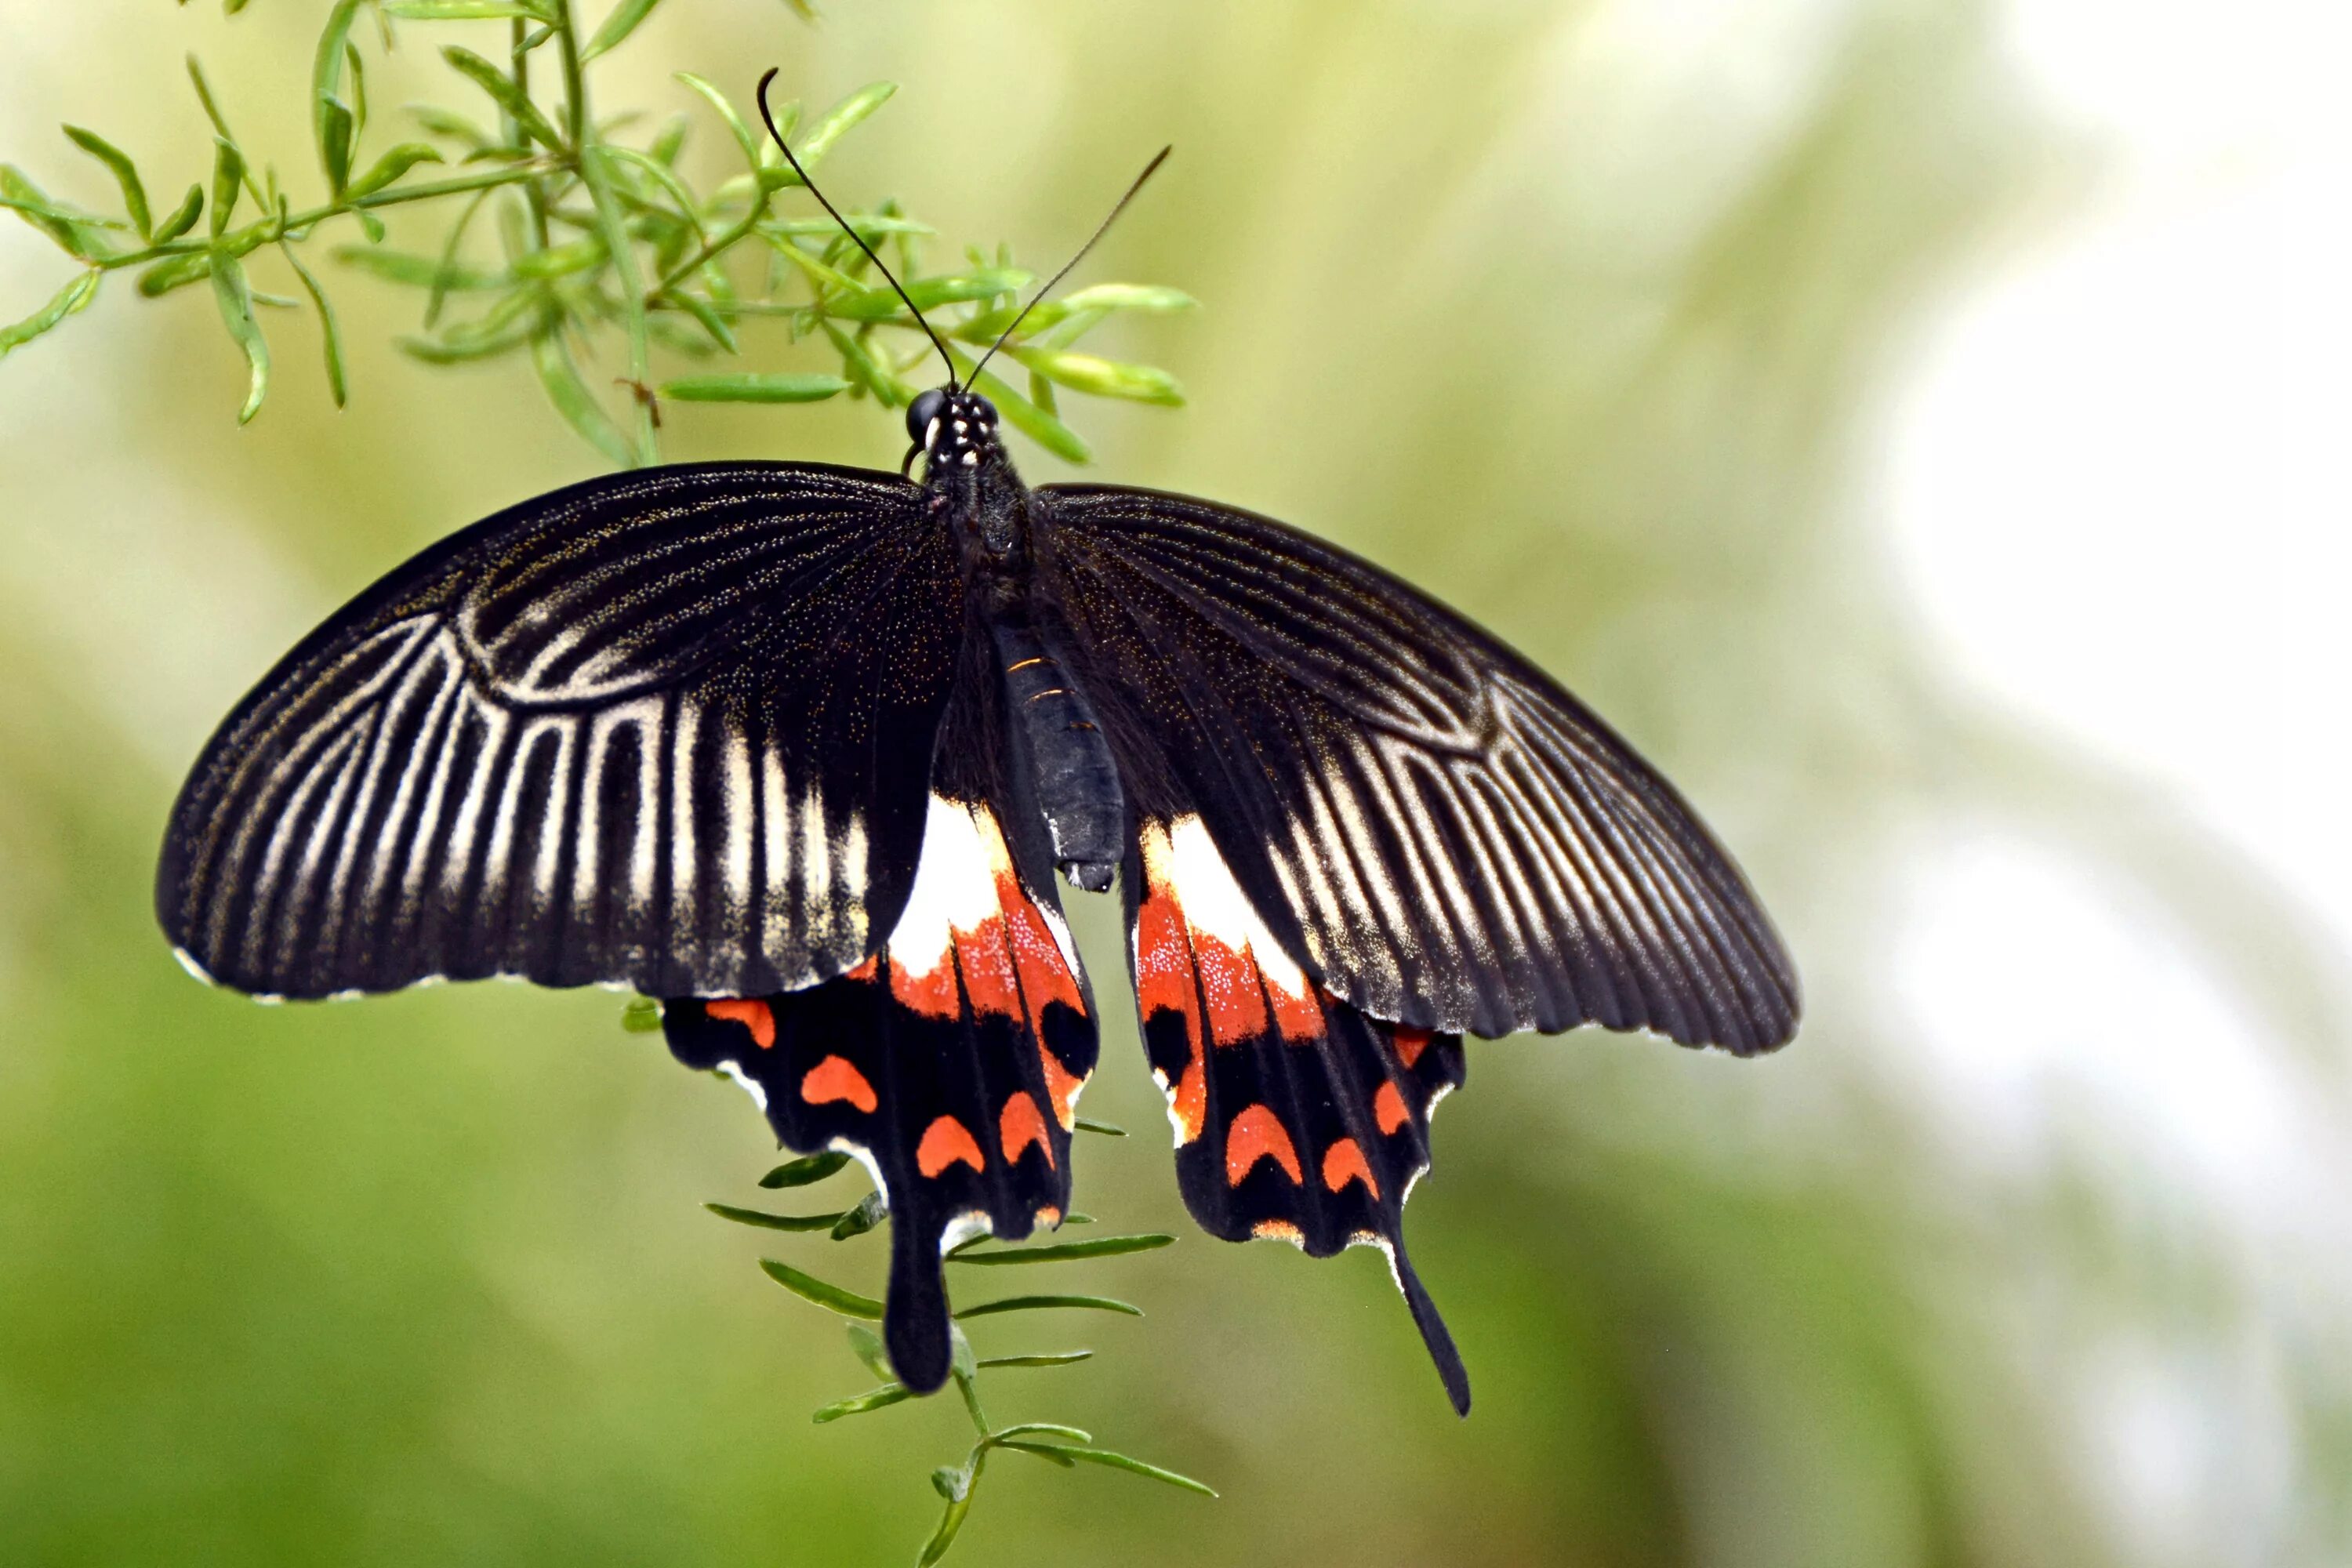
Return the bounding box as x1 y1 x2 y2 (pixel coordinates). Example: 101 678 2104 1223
3 0 1193 465
714 1141 1215 1565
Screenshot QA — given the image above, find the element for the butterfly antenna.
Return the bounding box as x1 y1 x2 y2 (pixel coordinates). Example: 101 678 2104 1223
756 68 957 392
969 145 1171 386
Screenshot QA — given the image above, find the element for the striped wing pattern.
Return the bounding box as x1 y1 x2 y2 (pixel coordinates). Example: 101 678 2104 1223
1042 485 1800 1054
158 463 956 1000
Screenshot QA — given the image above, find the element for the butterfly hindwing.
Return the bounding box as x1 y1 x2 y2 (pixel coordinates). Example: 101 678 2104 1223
666 791 1097 1392
1042 483 1799 1054
159 463 955 1001
1127 811 1472 1412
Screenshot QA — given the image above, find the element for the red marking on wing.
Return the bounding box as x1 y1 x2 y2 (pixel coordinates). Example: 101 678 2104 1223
1253 1219 1303 1243
844 955 880 982
1265 978 1323 1043
1393 1027 1432 1069
1225 1104 1302 1186
801 1054 878 1112
1321 1138 1379 1200
1000 872 1083 1018
1133 887 1199 1050
1193 933 1272 1046
1033 1206 1062 1228
1038 1043 1085 1131
1374 1080 1410 1135
705 999 775 1049
999 1091 1054 1169
917 1115 985 1178
954 915 1022 1021
890 949 961 1021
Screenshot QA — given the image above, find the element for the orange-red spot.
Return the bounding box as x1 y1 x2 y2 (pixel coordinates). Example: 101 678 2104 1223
1393 1027 1432 1069
844 955 880 982
1033 1206 1062 1228
999 1091 1054 1170
800 1054 877 1112
1225 1104 1302 1186
1252 1219 1304 1244
1170 1056 1206 1145
1321 1138 1379 1199
1037 1042 1085 1131
1194 934 1271 1046
1374 1081 1410 1135
1265 976 1323 1042
954 914 1022 1022
1000 873 1085 1018
1133 891 1200 1051
706 999 775 1049
889 947 960 1020
916 1115 985 1178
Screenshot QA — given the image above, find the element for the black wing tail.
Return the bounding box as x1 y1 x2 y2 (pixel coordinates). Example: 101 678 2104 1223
1127 812 1472 1413
665 797 1098 1392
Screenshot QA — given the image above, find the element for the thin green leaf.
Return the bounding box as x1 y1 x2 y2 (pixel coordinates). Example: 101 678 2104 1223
1 166 117 260
310 0 368 178
425 187 493 327
62 126 150 237
406 103 495 149
648 112 689 167
580 0 665 60
1073 1117 1126 1137
321 96 356 194
757 1258 884 1320
345 43 368 142
992 1422 1091 1445
209 139 243 238
663 291 738 354
949 1234 1174 1266
705 1202 848 1232
953 1294 1142 1320
821 319 909 405
975 1351 1094 1370
510 236 606 278
1009 347 1185 406
333 245 506 290
443 46 565 151
829 1189 885 1240
345 142 445 199
844 1322 891 1381
619 996 662 1033
397 321 535 363
759 1150 850 1189
783 0 821 21
829 268 1030 323
790 81 894 172
383 0 549 16
1059 281 1197 314
138 252 215 298
1040 1445 1218 1497
209 252 270 423
660 372 848 404
151 183 204 244
578 144 658 464
810 1382 913 1424
530 328 635 466
996 1440 1080 1468
674 72 760 173
918 1481 978 1567
0 270 99 361
278 242 347 408
601 145 706 241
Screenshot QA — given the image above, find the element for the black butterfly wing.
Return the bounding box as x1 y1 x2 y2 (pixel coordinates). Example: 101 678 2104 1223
158 462 956 1001
1040 482 1799 1054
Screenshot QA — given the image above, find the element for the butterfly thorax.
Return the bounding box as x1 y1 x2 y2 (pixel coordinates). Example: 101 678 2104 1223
915 388 1125 893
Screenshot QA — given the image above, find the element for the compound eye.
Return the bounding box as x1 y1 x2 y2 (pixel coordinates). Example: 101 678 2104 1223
906 387 947 445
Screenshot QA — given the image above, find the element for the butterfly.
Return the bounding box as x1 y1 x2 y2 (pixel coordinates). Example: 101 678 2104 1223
154 74 1798 1416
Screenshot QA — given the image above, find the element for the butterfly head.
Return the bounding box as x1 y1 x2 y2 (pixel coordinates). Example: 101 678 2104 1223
907 387 1000 473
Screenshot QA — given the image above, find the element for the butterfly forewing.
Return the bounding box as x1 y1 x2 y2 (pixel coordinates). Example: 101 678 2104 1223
1040 483 1798 1054
158 463 956 1000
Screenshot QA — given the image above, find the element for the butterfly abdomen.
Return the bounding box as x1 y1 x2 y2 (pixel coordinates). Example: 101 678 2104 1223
993 621 1123 891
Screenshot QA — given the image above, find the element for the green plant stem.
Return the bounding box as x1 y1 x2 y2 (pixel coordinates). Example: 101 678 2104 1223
555 0 653 464
90 165 552 273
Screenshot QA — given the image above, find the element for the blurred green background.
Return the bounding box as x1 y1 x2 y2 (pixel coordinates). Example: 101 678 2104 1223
4 2 2346 1565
